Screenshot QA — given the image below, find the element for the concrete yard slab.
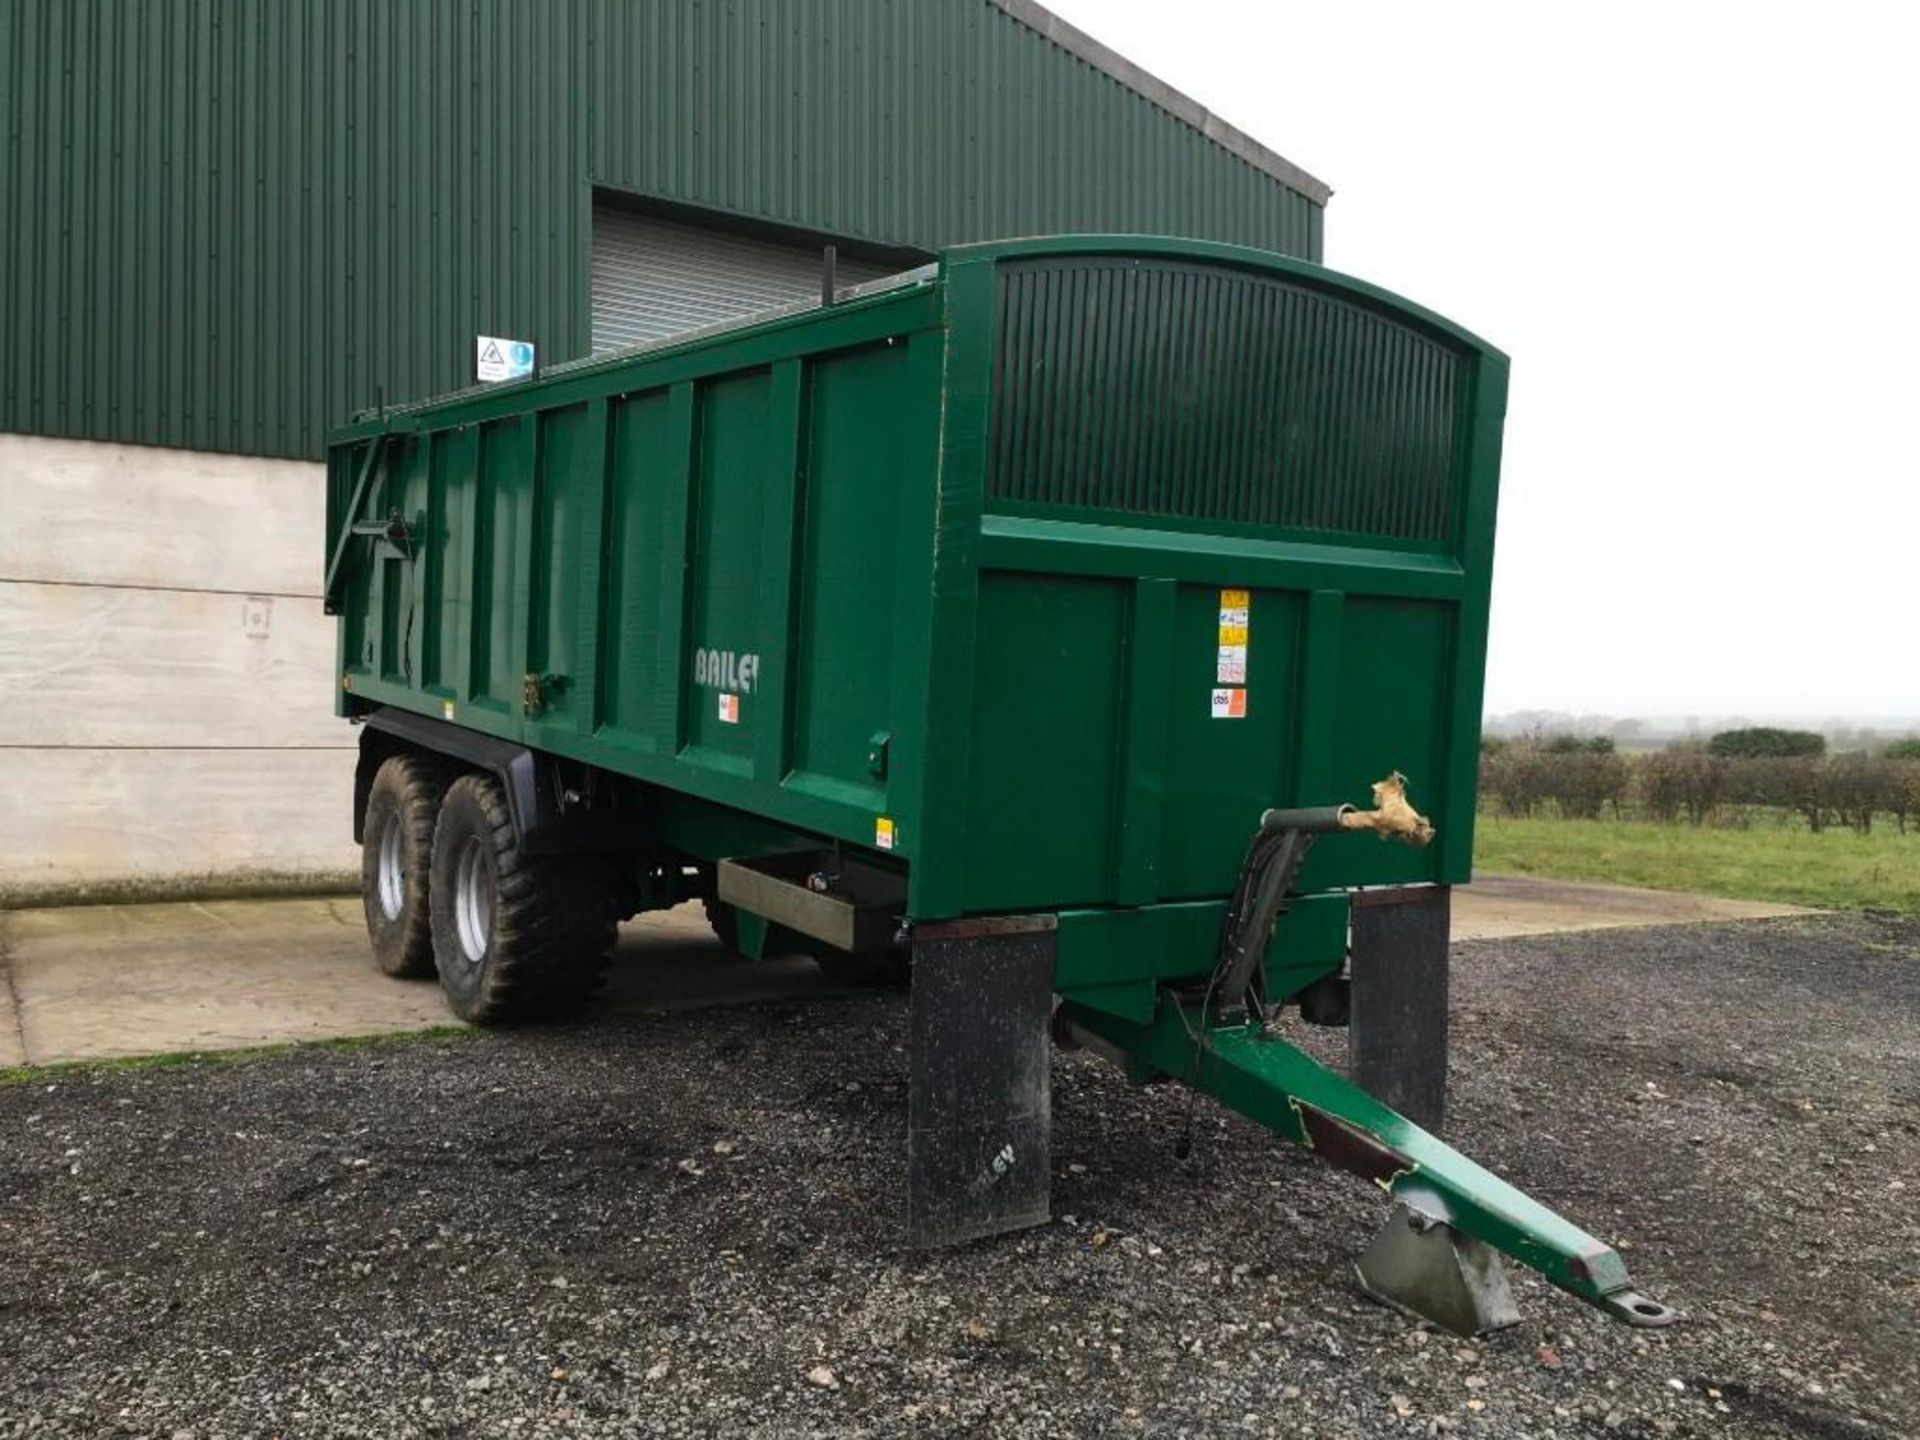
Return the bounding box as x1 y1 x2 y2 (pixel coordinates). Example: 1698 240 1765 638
0 873 1812 1070
1453 871 1812 940
0 944 26 1069
3 897 449 1065
0 897 835 1068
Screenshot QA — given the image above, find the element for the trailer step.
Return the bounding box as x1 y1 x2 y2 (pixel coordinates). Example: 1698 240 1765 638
715 851 904 955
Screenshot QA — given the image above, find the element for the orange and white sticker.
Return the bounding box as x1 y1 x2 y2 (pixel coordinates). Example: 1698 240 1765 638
875 816 896 850
1211 687 1247 719
717 693 740 724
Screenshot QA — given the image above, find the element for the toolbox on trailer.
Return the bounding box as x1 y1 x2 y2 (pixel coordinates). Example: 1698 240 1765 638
324 236 1673 1334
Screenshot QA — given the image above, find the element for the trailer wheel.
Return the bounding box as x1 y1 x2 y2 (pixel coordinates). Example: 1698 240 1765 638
428 773 617 1024
361 754 447 979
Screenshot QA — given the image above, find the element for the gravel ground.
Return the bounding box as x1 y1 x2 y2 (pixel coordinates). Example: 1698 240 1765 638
1 912 1915 1439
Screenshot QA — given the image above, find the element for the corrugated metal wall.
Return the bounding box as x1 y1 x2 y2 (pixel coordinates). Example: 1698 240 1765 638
0 0 1323 462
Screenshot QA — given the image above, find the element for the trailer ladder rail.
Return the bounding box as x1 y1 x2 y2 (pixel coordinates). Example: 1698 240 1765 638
323 435 392 616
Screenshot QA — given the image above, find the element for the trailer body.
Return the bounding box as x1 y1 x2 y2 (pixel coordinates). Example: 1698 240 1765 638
325 237 1672 1333
328 236 1497 1024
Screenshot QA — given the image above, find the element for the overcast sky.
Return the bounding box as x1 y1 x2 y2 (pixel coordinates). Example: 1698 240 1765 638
1045 0 1917 722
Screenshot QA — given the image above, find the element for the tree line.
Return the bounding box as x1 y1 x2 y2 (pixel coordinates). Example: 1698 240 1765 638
1480 728 1920 835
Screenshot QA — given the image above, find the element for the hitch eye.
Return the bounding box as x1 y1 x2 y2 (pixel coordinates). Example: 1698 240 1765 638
1600 1291 1679 1327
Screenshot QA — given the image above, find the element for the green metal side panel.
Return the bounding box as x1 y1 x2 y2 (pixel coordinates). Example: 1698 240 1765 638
790 341 923 814
332 283 946 861
683 371 774 773
0 0 1322 462
1307 597 1454 890
962 573 1131 911
600 388 685 748
1155 583 1307 899
475 418 536 716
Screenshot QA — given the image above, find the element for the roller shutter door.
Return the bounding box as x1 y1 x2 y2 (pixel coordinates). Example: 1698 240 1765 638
591 207 895 354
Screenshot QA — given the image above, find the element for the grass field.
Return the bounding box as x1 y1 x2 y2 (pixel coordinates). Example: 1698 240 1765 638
1473 814 1920 912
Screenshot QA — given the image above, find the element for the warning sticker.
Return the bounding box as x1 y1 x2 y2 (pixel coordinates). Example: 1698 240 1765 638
1218 588 1251 684
717 693 740 724
875 816 896 850
475 335 536 384
1211 687 1247 719
441 699 456 721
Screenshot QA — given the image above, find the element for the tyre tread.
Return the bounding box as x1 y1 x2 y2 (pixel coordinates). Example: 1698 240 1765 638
361 753 448 979
429 772 616 1024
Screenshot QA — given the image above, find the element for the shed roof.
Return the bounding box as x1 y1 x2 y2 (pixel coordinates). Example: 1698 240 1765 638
992 0 1333 207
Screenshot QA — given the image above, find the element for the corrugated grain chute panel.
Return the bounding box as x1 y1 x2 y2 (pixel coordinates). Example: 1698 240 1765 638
986 258 1466 546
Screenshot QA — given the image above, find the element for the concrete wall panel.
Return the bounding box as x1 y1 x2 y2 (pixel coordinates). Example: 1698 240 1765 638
0 748 358 901
0 434 324 596
0 435 350 897
0 580 345 748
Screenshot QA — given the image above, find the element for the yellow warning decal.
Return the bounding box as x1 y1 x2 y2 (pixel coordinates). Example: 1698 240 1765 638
875 816 896 851
1217 588 1250 685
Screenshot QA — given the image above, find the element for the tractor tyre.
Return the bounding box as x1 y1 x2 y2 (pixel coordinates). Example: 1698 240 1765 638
361 753 448 979
428 773 617 1024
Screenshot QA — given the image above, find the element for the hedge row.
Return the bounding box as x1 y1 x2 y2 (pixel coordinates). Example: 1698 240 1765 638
1478 744 1920 834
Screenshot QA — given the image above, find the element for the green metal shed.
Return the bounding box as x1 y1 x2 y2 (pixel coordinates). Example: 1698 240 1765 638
0 0 1328 463
0 0 1337 901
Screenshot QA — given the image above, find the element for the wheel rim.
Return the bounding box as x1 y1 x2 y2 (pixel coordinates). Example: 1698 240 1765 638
375 813 406 922
454 836 492 965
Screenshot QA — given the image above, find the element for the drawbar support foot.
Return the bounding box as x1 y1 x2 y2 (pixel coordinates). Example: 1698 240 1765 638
1355 1203 1520 1337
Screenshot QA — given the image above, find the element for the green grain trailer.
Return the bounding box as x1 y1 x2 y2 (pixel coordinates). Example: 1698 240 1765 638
324 235 1672 1335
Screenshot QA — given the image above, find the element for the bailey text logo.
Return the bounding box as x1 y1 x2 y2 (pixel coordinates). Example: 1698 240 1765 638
694 648 760 694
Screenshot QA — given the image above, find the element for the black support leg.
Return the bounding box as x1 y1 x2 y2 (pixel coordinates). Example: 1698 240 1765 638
1348 884 1451 1134
906 917 1056 1248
